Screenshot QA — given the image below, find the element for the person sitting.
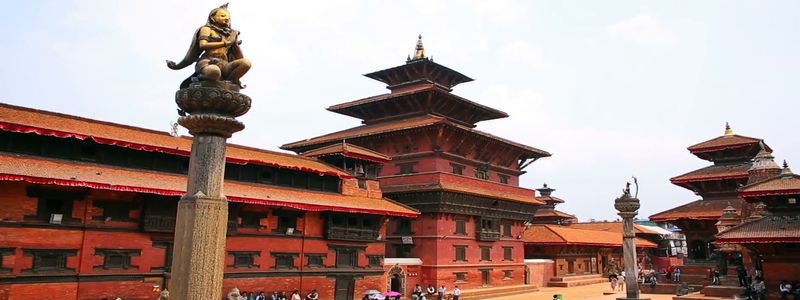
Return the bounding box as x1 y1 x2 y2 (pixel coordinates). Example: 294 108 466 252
649 273 658 290
427 284 436 296
750 276 766 300
780 280 799 300
673 267 682 282
291 290 301 300
305 289 319 300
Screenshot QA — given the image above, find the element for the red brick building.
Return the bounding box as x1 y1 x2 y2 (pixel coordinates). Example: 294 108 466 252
0 103 418 300
282 37 551 295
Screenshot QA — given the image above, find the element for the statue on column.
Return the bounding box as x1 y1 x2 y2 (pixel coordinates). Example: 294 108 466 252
167 3 251 89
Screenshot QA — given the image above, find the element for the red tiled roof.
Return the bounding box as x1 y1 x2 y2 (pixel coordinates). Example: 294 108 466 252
688 134 764 154
0 103 351 179
0 154 419 217
715 215 800 243
381 181 541 204
568 222 659 235
670 163 751 183
281 114 551 158
536 196 565 204
649 199 743 222
524 225 657 248
533 208 575 219
301 142 391 163
739 173 800 197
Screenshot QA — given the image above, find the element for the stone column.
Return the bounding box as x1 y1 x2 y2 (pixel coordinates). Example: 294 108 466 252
169 81 251 300
614 188 649 300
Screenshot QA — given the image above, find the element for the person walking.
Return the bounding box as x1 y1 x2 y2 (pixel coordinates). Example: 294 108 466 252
736 265 749 287
618 272 626 292
437 285 446 300
452 286 461 300
609 273 618 291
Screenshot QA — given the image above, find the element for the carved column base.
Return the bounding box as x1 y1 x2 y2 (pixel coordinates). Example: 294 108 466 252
169 193 229 300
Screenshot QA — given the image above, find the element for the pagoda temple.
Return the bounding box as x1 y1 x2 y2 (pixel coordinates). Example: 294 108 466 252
282 36 551 295
531 184 576 225
650 124 768 262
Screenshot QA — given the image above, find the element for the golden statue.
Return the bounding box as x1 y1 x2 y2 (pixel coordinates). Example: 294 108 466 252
167 3 251 89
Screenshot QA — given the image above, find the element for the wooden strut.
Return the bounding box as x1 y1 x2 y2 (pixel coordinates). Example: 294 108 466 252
519 157 538 170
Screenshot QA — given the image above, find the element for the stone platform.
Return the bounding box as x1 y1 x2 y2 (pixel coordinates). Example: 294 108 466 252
460 284 539 299
547 274 608 287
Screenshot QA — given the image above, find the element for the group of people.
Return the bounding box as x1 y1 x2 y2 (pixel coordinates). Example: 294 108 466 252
410 284 462 300
229 289 319 300
608 272 626 292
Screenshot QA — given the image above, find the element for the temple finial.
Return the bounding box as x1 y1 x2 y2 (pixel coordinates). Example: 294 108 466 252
413 34 426 60
784 160 789 169
724 122 734 136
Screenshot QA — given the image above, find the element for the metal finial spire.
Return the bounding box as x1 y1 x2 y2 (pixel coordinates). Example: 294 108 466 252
784 160 789 169
724 122 734 136
413 34 426 59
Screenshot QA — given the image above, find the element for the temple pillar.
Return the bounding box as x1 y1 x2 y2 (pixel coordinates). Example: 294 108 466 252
614 184 649 300
169 82 251 299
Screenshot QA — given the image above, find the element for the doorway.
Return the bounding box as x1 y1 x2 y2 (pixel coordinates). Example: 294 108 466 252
481 269 491 287
334 276 355 300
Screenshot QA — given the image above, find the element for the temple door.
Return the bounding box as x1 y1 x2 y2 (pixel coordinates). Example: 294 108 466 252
567 260 575 274
334 276 355 300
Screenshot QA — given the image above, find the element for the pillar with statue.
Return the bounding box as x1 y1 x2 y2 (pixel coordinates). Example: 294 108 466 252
614 178 650 300
164 3 252 299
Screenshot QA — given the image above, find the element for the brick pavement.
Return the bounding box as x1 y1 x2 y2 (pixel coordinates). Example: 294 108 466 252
491 283 675 300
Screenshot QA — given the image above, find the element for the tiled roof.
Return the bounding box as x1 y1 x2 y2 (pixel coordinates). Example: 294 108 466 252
281 114 551 158
533 208 575 219
381 181 541 204
670 163 751 183
0 154 419 217
535 196 565 204
327 85 508 122
688 134 764 153
301 142 391 163
715 215 800 243
649 199 743 222
523 225 657 248
0 103 350 178
567 222 662 235
739 173 800 197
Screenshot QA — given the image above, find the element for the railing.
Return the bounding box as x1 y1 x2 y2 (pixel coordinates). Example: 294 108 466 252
142 216 176 232
326 226 380 242
477 230 501 242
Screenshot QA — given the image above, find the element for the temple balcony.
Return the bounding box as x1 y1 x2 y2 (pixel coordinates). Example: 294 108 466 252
326 226 380 242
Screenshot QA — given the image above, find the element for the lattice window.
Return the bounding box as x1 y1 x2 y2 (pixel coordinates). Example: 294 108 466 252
503 247 513 261
454 272 468 282
367 255 383 268
480 246 491 261
94 249 141 270
503 270 513 279
22 249 77 273
228 251 260 269
305 253 327 268
454 245 468 262
271 252 298 269
455 219 467 236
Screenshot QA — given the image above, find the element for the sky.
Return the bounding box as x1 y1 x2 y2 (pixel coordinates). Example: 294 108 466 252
1 1 798 221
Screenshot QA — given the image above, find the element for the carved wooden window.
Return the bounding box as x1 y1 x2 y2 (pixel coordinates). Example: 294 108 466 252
367 255 383 268
454 272 468 282
239 211 266 229
92 200 136 222
394 244 413 259
94 249 141 270
271 252 298 269
480 246 491 261
475 163 490 180
450 163 465 175
454 245 467 262
395 218 413 235
305 253 326 268
335 248 358 268
397 163 416 175
228 251 260 269
503 247 513 261
503 270 513 279
498 174 509 184
455 219 467 236
22 249 77 273
0 248 14 273
142 198 178 233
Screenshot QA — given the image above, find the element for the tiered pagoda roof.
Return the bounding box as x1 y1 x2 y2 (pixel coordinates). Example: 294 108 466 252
670 162 751 184
531 183 575 224
650 198 744 222
738 163 800 198
687 123 768 162
300 141 391 163
523 224 657 248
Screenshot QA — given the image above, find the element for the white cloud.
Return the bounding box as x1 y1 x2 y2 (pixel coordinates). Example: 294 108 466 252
608 13 678 46
500 41 545 70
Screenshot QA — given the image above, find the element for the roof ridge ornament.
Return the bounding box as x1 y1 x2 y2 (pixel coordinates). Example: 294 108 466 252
781 160 793 178
724 122 734 136
408 34 426 62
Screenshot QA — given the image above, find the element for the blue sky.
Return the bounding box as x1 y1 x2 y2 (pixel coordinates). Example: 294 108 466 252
2 1 798 221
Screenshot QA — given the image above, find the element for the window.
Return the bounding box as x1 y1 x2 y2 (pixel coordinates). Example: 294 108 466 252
454 272 468 282
498 174 509 184
22 249 77 273
228 251 260 269
455 219 467 236
503 270 513 280
397 163 416 175
273 211 301 235
503 247 513 261
480 246 491 261
305 253 326 268
92 201 135 222
454 245 467 262
94 249 141 270
271 252 298 269
451 164 465 175
395 219 412 235
357 179 367 189
239 211 266 229
335 248 358 268
394 244 413 258
367 255 383 268
0 248 13 273
32 198 75 223
502 222 512 237
475 163 490 180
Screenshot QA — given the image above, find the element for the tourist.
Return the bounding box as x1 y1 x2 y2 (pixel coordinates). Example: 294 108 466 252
452 286 461 300
712 269 721 285
609 273 618 291
255 292 266 300
437 285 446 300
413 284 423 299
649 273 658 290
750 276 766 300
291 290 301 300
666 265 673 281
278 291 288 300
618 272 625 292
306 289 319 300
427 284 436 296
780 280 799 300
736 265 749 287
673 267 681 282
270 291 279 300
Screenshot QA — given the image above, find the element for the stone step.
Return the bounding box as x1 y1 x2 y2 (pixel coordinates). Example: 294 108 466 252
637 283 704 295
547 276 607 287
701 285 746 298
460 284 538 300
549 274 604 282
